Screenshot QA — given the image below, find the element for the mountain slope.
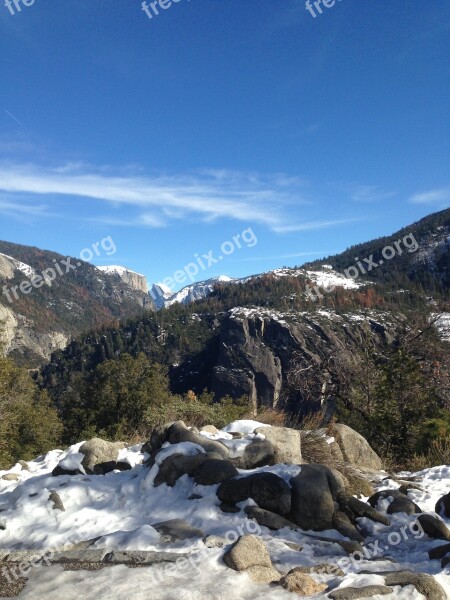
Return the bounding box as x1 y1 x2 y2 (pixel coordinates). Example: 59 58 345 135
0 240 153 366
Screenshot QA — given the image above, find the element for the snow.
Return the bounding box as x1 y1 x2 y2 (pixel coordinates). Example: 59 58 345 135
0 430 448 599
222 420 270 435
0 252 37 280
433 313 450 342
98 265 145 278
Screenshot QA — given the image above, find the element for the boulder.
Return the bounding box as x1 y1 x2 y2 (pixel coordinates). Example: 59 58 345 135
442 555 450 568
151 519 204 543
280 571 328 595
230 439 275 469
254 426 302 464
217 472 291 515
245 506 297 531
166 421 229 459
289 464 342 531
80 438 126 475
384 571 446 600
417 514 450 541
332 424 382 470
1 473 19 481
245 565 282 583
328 586 394 599
200 425 219 435
387 496 422 515
332 511 364 543
436 492 450 518
223 535 272 571
368 489 407 508
49 490 65 511
192 459 238 486
429 542 450 560
291 564 344 577
343 496 391 526
154 453 207 487
203 535 227 548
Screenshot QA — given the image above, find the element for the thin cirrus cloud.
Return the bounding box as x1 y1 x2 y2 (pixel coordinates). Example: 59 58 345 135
0 162 362 233
409 186 450 205
0 162 302 230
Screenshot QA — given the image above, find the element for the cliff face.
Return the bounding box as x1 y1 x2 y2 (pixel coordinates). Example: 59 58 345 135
97 266 148 294
210 307 398 412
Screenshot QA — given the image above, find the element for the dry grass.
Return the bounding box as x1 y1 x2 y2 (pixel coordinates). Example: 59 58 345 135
297 416 374 497
253 408 288 427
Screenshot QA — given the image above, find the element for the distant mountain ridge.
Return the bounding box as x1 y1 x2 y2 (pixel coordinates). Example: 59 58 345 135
0 240 152 366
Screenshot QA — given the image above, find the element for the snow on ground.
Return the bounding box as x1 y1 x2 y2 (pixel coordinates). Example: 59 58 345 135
0 423 448 599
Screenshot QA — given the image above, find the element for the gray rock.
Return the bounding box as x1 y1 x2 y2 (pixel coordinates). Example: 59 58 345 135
199 425 219 435
217 472 291 515
192 459 238 486
328 586 393 599
52 465 82 477
290 464 342 531
203 535 227 548
18 461 29 471
230 439 275 469
244 565 282 583
103 550 187 564
290 563 344 576
219 503 240 513
151 519 204 543
245 506 298 531
80 438 126 475
223 535 272 571
332 424 382 470
417 514 450 541
52 549 108 563
429 542 450 560
254 426 302 465
49 490 65 511
166 421 229 459
280 571 328 595
387 496 422 515
441 555 450 568
333 511 365 543
1 473 19 481
368 489 408 508
384 571 446 600
154 453 206 487
344 496 391 526
436 492 450 518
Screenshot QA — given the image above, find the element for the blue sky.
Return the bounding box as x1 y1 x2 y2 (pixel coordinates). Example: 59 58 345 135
0 0 449 289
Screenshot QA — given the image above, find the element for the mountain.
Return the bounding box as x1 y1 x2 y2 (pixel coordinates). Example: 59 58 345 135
38 209 450 426
0 240 153 367
98 265 149 294
304 207 450 297
150 275 234 309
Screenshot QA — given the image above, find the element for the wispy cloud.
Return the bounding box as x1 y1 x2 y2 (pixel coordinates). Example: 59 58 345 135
409 186 450 205
229 251 328 263
0 196 50 223
350 185 396 203
0 162 312 231
273 217 363 234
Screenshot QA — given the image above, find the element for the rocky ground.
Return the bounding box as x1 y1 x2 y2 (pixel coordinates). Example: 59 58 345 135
0 420 449 599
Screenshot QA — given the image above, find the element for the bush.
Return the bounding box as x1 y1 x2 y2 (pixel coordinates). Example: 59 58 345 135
0 354 63 468
143 390 249 432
